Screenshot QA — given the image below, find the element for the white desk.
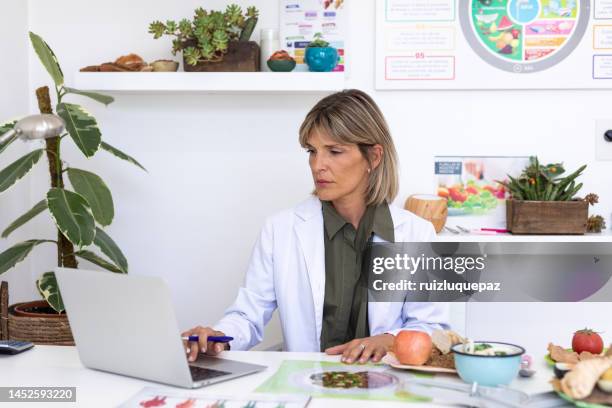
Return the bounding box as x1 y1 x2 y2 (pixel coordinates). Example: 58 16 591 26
0 345 558 407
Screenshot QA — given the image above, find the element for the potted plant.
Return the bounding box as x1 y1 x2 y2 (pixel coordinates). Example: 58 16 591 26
148 4 260 72
0 32 145 344
498 157 596 235
305 32 339 72
267 50 296 72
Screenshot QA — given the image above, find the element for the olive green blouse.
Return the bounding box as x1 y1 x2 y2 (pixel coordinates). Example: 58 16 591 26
319 200 394 351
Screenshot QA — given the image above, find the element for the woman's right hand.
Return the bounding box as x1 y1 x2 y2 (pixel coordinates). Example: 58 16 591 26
181 326 228 362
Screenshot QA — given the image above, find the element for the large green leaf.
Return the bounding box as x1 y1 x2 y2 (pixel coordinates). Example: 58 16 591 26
100 142 147 172
36 271 64 313
46 188 95 248
0 120 17 135
29 32 64 87
75 249 123 273
67 168 114 226
0 149 44 193
57 103 101 158
0 240 53 274
1 199 48 238
0 120 18 154
93 227 128 273
63 87 114 106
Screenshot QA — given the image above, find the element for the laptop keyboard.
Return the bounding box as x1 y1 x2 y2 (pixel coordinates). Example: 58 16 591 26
189 365 232 382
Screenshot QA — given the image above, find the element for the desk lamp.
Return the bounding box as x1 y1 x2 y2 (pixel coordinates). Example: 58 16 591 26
0 114 65 145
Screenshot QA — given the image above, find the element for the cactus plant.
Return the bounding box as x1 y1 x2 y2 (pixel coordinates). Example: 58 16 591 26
239 6 259 42
149 4 259 65
497 156 591 201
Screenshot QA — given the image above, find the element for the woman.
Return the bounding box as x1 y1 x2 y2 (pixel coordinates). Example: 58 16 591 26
184 89 449 364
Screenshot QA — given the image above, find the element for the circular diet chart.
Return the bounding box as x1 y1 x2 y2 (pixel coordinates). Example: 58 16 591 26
459 0 590 73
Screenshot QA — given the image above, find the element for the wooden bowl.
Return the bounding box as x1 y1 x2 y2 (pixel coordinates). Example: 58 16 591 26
151 60 179 72
405 194 448 233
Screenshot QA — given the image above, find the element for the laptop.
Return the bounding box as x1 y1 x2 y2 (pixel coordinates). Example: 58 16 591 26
54 267 266 388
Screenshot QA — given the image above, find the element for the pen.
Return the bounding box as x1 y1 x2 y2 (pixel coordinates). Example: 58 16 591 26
481 228 509 233
182 335 233 343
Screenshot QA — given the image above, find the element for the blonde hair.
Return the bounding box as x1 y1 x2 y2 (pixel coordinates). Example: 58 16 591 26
298 89 399 206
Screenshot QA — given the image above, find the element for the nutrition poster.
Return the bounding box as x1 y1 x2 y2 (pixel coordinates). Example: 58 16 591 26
280 0 347 72
434 156 529 230
376 0 612 88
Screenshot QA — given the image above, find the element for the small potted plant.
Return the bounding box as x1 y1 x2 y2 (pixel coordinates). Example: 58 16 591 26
267 50 296 72
305 32 339 72
149 4 260 72
498 157 596 235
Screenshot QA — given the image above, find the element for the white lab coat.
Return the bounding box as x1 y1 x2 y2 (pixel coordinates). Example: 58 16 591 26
214 196 450 351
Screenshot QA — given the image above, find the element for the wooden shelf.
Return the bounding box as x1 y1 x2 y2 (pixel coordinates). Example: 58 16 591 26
73 72 346 94
435 230 612 242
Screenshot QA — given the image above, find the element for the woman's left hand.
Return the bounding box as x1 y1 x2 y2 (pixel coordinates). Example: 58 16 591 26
325 334 394 364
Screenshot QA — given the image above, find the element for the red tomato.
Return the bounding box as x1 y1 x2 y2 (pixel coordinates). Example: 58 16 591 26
572 329 604 354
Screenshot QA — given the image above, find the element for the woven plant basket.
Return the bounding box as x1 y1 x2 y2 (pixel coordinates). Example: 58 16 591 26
8 300 74 345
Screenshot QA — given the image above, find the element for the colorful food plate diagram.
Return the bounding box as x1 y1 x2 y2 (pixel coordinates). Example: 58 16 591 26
460 0 590 73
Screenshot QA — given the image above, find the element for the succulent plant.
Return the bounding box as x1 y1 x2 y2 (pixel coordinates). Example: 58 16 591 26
587 215 607 233
148 4 259 65
497 156 590 201
584 193 599 206
307 32 331 48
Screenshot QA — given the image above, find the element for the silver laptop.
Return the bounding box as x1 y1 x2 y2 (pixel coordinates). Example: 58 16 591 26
54 267 266 388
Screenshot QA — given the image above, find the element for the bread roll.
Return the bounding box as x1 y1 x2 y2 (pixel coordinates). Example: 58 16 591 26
115 53 144 67
561 357 612 400
432 330 465 354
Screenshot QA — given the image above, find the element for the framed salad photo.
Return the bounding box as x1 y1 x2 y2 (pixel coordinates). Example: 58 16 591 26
434 156 529 229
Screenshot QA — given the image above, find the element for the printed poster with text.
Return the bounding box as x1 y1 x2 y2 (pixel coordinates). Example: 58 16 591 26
280 0 347 71
435 156 529 230
376 0 612 89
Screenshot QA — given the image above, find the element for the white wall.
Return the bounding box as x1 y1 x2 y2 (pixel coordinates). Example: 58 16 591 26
15 0 612 353
0 0 36 305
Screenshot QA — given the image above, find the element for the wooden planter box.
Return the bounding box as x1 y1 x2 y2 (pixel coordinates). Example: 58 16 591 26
506 200 588 235
183 41 260 72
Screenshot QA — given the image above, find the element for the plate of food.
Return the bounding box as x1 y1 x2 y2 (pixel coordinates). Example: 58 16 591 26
548 329 612 407
382 329 460 374
546 329 611 367
382 352 457 374
551 357 612 407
